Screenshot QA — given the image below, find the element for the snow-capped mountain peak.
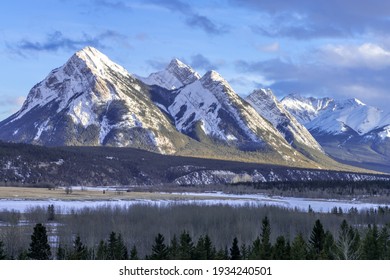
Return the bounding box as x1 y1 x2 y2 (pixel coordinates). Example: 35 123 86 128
353 98 365 106
0 46 351 169
0 47 183 154
200 70 237 100
15 46 134 122
280 94 334 124
246 89 323 152
141 58 200 90
282 94 390 137
71 46 130 78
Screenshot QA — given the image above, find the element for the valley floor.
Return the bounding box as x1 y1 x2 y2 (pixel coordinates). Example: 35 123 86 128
1 186 389 213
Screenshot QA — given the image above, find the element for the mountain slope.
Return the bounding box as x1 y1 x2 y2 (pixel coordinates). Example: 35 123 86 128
140 58 201 90
145 67 323 166
0 47 374 171
282 94 390 173
0 141 387 186
281 94 390 136
246 89 323 152
0 47 189 154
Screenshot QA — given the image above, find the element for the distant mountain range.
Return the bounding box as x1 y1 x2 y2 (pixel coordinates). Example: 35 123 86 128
281 94 390 172
0 46 388 174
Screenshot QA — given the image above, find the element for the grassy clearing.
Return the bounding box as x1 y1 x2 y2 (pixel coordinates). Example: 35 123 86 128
0 186 230 201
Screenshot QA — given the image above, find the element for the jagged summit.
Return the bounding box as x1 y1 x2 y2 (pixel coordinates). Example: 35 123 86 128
282 94 388 136
246 89 324 152
14 47 133 122
199 70 237 99
282 93 390 173
0 47 182 153
200 70 229 87
141 58 200 90
67 46 130 78
166 58 189 72
0 46 362 170
335 98 365 109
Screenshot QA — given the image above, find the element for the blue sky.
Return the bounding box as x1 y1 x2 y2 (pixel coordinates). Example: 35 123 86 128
1 0 390 120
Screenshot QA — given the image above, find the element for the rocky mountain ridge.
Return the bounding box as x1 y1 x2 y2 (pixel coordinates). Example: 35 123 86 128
281 94 390 173
0 46 379 173
0 46 335 169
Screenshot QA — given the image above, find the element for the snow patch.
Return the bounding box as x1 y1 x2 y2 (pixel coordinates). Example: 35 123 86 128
378 125 390 139
34 120 50 141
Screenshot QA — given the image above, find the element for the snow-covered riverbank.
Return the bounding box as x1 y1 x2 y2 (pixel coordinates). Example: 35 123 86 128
0 191 387 213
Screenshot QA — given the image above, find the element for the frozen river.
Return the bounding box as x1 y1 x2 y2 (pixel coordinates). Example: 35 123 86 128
0 192 387 213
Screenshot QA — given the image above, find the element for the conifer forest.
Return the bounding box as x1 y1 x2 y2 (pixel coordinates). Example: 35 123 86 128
1 202 390 260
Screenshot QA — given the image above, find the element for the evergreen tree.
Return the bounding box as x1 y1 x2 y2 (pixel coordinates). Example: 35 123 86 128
336 220 360 260
178 231 194 260
285 241 292 260
168 235 179 260
203 235 215 260
0 240 7 260
28 223 51 260
47 204 55 221
69 235 88 260
241 243 249 260
321 231 336 260
291 233 307 260
308 219 325 259
192 235 216 260
249 237 261 259
215 246 229 260
230 237 241 260
272 236 289 260
108 232 128 260
193 235 206 260
362 224 380 260
260 216 272 259
96 240 108 260
56 244 66 260
130 245 139 260
114 233 128 260
18 250 29 260
150 233 169 260
378 226 390 259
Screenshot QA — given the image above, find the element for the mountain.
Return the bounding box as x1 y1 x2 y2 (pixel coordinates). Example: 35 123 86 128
140 58 201 90
0 47 190 154
246 89 323 152
281 94 390 136
169 71 295 152
143 65 323 167
280 94 334 124
0 47 369 171
282 94 390 173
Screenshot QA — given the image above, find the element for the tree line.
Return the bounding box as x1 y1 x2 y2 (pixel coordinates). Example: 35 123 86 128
2 203 390 259
1 216 390 260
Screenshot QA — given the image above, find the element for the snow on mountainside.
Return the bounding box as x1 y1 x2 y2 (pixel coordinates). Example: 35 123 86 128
140 58 201 90
138 60 326 165
281 94 390 137
14 47 130 121
281 93 390 173
280 94 334 125
0 46 183 153
246 89 323 152
0 46 368 170
167 70 307 161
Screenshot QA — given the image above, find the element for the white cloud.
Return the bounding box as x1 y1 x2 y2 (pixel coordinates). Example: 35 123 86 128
0 95 25 120
257 42 280 53
228 74 275 95
337 84 387 101
0 95 25 107
320 43 390 69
